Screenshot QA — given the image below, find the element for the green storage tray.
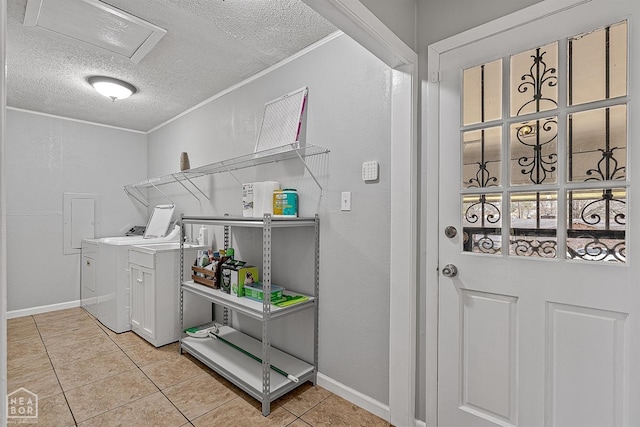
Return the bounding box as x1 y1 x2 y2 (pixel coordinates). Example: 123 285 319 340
244 283 284 302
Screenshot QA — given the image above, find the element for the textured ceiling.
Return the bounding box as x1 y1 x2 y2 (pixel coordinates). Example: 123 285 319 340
7 0 337 132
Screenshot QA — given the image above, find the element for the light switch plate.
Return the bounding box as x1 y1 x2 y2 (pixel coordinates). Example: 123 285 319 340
341 192 351 211
362 161 379 181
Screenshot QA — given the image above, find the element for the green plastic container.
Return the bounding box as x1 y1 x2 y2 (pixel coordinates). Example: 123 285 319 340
244 282 284 302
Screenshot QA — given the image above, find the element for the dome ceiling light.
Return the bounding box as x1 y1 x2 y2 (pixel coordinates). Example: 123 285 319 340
88 76 137 101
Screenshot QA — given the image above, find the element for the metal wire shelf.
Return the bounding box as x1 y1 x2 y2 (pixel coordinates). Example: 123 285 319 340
123 143 329 206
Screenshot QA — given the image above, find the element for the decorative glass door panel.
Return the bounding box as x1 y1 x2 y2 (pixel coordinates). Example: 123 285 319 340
463 127 502 188
569 21 627 106
510 42 558 116
461 20 628 263
463 194 502 254
463 59 502 126
510 118 558 186
510 191 557 257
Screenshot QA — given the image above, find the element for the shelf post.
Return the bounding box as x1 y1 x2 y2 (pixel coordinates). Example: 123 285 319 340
223 221 230 326
262 213 272 416
313 214 320 385
179 216 185 354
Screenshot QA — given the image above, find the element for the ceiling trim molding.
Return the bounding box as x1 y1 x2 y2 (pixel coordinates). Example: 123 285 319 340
6 106 147 134
147 30 343 134
301 0 417 69
430 0 593 55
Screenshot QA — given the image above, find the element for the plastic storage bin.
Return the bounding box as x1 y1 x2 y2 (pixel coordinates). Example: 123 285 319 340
244 283 284 302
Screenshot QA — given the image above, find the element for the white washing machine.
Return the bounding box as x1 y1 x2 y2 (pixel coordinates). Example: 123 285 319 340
81 204 180 333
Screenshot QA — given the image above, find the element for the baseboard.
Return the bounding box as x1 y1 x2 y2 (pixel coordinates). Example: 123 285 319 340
7 300 81 319
316 372 390 422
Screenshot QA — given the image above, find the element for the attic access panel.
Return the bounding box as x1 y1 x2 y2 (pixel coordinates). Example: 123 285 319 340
255 87 308 153
23 0 167 63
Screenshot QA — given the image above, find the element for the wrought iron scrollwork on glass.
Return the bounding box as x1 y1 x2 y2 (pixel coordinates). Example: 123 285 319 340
568 189 626 263
510 239 557 258
464 195 501 226
567 236 626 262
516 119 558 184
580 189 626 228
516 47 558 115
476 234 500 254
585 146 625 181
467 161 498 188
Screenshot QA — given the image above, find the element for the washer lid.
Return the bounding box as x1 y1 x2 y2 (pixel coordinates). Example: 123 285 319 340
143 204 175 238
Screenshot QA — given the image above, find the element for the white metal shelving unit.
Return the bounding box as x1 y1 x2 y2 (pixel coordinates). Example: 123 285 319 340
124 143 329 206
179 214 320 416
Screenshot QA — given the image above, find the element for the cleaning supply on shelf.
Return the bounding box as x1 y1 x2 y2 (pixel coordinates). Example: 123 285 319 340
272 294 309 307
221 261 257 297
184 321 219 338
197 226 208 246
242 183 254 217
273 188 298 217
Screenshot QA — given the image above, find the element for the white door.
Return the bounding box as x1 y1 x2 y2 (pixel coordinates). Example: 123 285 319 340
438 1 640 426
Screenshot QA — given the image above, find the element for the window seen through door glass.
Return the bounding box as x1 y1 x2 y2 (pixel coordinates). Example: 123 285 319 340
510 117 558 186
460 22 628 263
569 21 627 106
462 194 502 255
463 126 502 188
463 59 502 126
567 105 627 183
509 191 557 258
567 188 626 262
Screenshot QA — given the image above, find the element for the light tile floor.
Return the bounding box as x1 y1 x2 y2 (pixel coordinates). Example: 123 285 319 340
7 307 390 426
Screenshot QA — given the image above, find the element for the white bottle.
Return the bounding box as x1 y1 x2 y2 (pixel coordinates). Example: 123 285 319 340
198 226 208 246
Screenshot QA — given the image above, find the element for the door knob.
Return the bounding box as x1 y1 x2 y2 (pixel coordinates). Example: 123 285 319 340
441 264 458 278
444 226 457 238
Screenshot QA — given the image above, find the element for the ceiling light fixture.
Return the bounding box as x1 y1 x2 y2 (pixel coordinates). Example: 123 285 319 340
88 76 137 101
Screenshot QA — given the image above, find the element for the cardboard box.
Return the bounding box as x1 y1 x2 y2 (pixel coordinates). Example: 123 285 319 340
222 264 259 297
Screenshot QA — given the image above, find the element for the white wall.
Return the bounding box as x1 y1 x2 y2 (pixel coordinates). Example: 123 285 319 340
146 34 393 406
5 110 148 312
360 0 416 50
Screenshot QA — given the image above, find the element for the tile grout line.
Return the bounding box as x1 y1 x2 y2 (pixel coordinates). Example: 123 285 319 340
39 310 153 426
117 342 194 424
33 314 79 427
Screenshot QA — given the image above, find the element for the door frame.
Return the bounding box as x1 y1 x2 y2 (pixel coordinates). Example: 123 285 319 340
302 1 419 425
424 1 594 425
1 0 7 422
